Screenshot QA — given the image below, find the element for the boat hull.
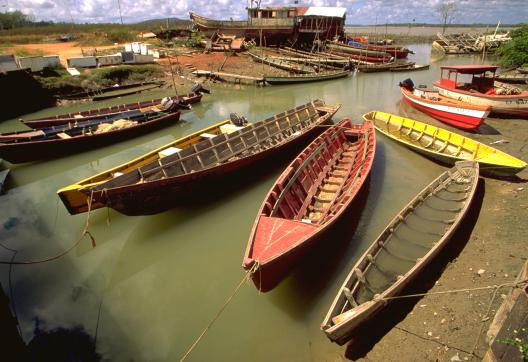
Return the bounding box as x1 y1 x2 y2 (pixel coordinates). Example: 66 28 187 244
433 83 528 118
322 161 479 344
244 120 376 291
363 111 526 177
77 121 326 216
23 93 202 129
0 112 180 164
400 87 489 130
264 71 349 85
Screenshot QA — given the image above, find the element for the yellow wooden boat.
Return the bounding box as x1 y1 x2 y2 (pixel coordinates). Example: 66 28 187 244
363 110 526 177
58 119 233 215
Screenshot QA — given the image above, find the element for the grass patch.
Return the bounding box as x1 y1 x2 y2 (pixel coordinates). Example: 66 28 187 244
36 64 164 95
13 48 45 57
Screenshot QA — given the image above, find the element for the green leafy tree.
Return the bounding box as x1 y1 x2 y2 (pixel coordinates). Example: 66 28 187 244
495 24 528 68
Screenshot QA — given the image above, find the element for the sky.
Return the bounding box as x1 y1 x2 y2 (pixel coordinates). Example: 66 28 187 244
3 0 527 25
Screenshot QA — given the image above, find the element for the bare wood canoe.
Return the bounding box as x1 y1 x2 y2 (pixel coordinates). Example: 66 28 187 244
243 119 376 292
363 111 526 177
58 100 340 216
322 161 479 344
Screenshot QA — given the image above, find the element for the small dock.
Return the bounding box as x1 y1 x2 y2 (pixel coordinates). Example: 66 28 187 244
192 70 265 86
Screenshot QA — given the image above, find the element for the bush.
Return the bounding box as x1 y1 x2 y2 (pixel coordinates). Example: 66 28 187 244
106 29 137 44
90 65 163 85
495 24 528 68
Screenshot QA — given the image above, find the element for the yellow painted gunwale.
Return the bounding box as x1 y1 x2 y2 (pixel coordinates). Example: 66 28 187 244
57 120 232 212
363 110 527 174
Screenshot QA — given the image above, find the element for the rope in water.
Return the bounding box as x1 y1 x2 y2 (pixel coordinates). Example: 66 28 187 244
179 263 259 362
0 193 96 265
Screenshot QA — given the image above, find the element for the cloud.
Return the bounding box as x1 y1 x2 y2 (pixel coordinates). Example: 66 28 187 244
5 0 528 24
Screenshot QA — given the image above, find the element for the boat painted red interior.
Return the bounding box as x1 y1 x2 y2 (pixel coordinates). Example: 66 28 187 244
243 119 376 292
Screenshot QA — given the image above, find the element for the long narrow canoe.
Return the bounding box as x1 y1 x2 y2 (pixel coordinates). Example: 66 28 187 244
243 119 376 292
58 100 340 216
399 84 490 130
327 42 391 58
264 70 350 85
390 64 430 72
363 111 526 177
322 161 479 344
22 90 205 129
0 108 181 164
247 52 315 74
357 62 415 73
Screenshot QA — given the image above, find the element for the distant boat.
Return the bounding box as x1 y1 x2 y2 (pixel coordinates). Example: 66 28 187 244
321 161 479 345
247 51 315 73
390 64 430 72
363 110 526 177
243 119 376 292
264 70 350 85
58 100 340 216
58 81 165 101
22 89 206 129
399 79 490 130
356 61 415 73
0 104 181 164
327 42 392 59
432 65 528 118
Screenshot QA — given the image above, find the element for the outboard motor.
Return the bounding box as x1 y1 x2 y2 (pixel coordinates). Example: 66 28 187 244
174 98 191 110
399 78 414 91
191 82 211 95
160 97 175 111
230 113 248 127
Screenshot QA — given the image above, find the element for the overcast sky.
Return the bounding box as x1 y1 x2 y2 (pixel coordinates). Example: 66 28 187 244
3 0 527 25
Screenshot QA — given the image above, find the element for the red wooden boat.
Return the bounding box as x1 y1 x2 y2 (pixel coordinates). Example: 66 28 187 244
243 119 376 292
399 79 490 130
432 65 528 118
21 85 207 129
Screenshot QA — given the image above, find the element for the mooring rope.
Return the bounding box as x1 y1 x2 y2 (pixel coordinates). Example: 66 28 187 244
0 193 97 265
179 263 259 362
378 279 527 301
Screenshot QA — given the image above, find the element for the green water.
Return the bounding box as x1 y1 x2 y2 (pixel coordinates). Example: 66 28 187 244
0 45 490 361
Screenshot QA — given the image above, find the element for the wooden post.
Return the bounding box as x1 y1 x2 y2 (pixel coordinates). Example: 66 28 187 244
167 56 178 96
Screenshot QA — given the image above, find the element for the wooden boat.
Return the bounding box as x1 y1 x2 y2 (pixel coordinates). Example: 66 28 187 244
190 10 295 40
363 111 526 177
264 70 350 85
21 92 204 130
356 62 415 73
57 100 340 216
247 52 315 74
321 161 479 344
345 41 413 58
517 67 528 75
390 64 430 72
243 119 376 292
0 106 181 164
399 79 490 130
432 65 528 117
327 42 391 58
323 49 391 64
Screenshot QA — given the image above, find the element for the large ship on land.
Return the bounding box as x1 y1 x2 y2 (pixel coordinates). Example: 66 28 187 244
190 6 346 44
